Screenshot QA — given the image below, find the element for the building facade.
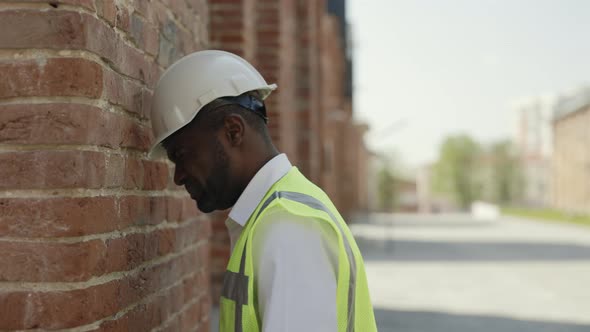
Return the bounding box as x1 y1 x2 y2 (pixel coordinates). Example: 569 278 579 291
513 98 553 207
552 87 590 214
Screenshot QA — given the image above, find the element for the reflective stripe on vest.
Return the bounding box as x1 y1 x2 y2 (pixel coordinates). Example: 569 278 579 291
221 190 357 332
222 241 249 332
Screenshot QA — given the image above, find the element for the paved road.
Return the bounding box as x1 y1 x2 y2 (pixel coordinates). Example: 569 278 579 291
350 213 590 332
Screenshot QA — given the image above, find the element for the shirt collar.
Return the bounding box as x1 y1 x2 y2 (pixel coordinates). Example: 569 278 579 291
228 153 292 226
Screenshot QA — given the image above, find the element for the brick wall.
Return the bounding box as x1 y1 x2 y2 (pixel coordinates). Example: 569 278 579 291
255 0 298 162
319 13 346 209
318 11 370 219
295 0 324 183
0 1 212 331
0 0 369 329
552 106 590 214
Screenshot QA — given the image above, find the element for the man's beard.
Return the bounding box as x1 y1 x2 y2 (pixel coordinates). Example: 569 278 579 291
197 137 233 213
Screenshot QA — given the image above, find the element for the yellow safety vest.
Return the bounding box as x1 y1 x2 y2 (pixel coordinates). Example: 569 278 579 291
220 167 377 332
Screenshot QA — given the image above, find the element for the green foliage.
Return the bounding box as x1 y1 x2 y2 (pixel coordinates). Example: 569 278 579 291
432 135 481 209
432 134 525 209
377 166 396 212
489 140 524 204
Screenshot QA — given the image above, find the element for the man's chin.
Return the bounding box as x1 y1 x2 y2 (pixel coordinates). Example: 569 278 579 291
195 199 216 214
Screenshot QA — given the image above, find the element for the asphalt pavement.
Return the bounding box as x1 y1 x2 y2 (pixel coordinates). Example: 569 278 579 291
350 213 590 332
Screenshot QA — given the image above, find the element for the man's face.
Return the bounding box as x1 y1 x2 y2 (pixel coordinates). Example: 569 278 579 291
163 123 236 213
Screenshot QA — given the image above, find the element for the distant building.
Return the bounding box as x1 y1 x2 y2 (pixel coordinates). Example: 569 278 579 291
416 164 433 213
415 164 459 213
396 178 419 212
513 97 554 207
552 86 590 214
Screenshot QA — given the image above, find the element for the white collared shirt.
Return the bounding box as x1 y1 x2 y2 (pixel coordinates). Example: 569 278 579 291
225 154 338 332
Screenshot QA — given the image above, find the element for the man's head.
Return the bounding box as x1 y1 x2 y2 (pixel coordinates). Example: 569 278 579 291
161 93 275 213
149 50 278 213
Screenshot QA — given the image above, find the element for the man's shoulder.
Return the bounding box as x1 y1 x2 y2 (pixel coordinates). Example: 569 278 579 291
253 209 339 249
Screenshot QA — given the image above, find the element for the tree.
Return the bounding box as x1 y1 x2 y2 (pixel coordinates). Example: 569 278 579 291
377 165 397 212
432 135 482 209
489 140 524 205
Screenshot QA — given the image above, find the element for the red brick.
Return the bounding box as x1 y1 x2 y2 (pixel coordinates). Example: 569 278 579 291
115 3 131 32
0 151 105 190
104 154 125 187
0 246 201 330
197 218 213 243
166 196 184 222
179 28 200 54
210 6 243 18
144 22 161 56
160 319 181 332
142 160 169 190
124 158 144 189
146 0 171 29
197 241 211 270
119 196 166 226
95 0 117 26
119 196 196 226
198 319 211 332
142 88 154 120
87 13 160 86
129 12 145 47
0 103 152 151
210 0 245 4
0 104 106 146
170 282 187 313
181 197 200 221
160 0 194 30
0 196 189 240
0 196 121 238
216 34 244 44
128 0 152 21
0 281 116 330
94 276 199 332
0 240 107 282
0 221 204 282
179 299 202 331
0 10 160 86
14 0 96 10
0 58 103 99
256 29 280 41
0 0 213 329
104 69 144 116
120 119 152 151
147 196 168 225
0 10 86 49
200 294 212 321
182 273 201 300
210 19 243 31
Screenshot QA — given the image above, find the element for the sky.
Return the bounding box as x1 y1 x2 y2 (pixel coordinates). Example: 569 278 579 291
347 0 590 167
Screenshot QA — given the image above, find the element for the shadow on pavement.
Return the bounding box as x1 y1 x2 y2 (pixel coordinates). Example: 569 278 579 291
355 237 590 262
375 308 590 332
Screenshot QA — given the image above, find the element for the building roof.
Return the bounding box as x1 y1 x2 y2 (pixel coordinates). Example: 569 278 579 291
553 86 590 121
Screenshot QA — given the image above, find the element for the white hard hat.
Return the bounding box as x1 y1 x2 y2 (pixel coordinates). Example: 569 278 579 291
149 50 277 158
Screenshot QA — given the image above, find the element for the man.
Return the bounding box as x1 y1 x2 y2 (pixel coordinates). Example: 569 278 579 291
150 50 377 332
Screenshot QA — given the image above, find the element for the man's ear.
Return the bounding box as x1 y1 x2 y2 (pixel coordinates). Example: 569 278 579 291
223 113 245 146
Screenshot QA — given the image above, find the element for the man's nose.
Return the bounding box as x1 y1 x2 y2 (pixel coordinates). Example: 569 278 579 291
173 165 187 186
